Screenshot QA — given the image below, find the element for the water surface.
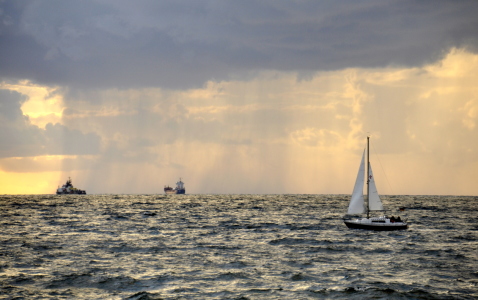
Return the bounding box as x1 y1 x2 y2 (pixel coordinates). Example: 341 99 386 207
1 194 477 299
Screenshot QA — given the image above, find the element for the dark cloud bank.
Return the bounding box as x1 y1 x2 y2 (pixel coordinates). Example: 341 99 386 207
1 0 477 90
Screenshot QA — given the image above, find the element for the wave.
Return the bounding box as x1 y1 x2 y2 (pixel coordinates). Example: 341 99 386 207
1 194 477 299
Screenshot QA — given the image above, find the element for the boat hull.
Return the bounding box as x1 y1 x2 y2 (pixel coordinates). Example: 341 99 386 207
164 190 175 195
56 191 87 195
344 220 408 231
164 188 185 195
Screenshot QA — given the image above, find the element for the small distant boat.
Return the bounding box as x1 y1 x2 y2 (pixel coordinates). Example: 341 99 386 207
164 178 186 195
56 177 86 195
343 137 407 231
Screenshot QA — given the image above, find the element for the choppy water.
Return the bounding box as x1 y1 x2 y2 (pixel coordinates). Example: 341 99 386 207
0 194 477 299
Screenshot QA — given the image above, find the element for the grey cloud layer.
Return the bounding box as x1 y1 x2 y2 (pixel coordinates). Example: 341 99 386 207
1 0 477 89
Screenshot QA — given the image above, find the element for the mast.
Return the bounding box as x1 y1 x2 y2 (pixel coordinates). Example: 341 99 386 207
366 136 370 219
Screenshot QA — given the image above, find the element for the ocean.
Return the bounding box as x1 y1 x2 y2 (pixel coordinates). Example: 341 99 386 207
0 194 477 299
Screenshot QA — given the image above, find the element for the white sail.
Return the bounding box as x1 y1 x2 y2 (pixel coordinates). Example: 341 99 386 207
347 150 365 214
368 164 384 211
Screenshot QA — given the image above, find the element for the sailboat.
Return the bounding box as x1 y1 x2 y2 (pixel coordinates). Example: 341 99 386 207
343 136 408 231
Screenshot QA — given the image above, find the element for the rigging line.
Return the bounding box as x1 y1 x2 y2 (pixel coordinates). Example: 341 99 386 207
370 142 395 195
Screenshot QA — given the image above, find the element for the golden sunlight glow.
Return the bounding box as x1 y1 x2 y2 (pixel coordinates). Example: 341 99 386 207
425 48 478 78
461 100 477 129
0 170 62 194
0 80 64 128
0 155 85 194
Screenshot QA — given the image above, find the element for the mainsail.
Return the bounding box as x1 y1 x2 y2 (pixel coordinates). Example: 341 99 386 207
346 148 384 215
347 150 365 214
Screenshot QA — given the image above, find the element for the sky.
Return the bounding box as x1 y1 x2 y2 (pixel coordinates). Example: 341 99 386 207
1 0 478 195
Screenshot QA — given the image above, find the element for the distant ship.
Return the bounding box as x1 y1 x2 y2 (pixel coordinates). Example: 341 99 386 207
164 178 186 195
56 177 87 195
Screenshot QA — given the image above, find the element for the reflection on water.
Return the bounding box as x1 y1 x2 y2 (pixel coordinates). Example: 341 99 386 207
0 194 477 299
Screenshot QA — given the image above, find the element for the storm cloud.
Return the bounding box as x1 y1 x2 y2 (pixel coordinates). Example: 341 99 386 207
1 1 477 89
